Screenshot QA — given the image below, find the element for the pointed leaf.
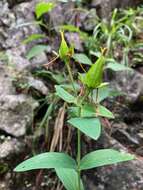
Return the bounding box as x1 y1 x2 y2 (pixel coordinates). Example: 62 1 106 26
97 82 109 88
35 2 55 19
60 25 87 38
26 45 48 59
68 118 101 140
56 168 84 190
93 86 110 103
23 34 46 44
60 25 80 33
106 62 131 71
73 53 92 65
55 85 75 103
97 105 115 119
14 152 76 172
80 149 134 170
80 104 114 119
69 104 114 119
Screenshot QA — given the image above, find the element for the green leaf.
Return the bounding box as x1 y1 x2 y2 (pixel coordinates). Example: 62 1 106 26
56 168 84 190
80 54 105 88
55 85 75 103
34 70 65 84
58 0 82 2
26 45 48 60
23 34 46 44
97 105 115 119
14 152 76 172
60 83 80 92
106 62 131 71
59 25 87 39
68 107 79 117
69 104 114 119
58 0 69 2
80 149 134 170
93 86 110 103
60 25 80 33
35 2 55 19
93 87 122 103
81 105 95 117
73 53 92 65
97 82 109 89
58 0 82 3
68 118 101 140
68 105 95 118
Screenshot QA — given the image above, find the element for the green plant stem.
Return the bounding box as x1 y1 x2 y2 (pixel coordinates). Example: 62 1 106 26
107 34 112 56
77 128 81 190
96 88 99 104
64 57 91 190
65 60 77 96
77 104 82 190
64 57 81 189
77 89 90 190
39 98 57 129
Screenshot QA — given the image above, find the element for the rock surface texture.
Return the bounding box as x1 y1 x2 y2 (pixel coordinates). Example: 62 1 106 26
0 0 42 179
92 0 142 18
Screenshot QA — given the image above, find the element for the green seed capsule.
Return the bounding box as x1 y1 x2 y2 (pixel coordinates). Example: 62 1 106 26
59 31 69 62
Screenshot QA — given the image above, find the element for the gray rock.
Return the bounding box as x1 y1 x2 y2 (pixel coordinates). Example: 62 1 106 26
7 0 29 7
0 181 10 190
0 94 38 137
96 159 143 190
6 49 32 71
0 0 49 70
6 47 49 71
42 1 75 32
27 77 49 95
31 51 49 68
91 0 112 18
49 2 74 30
0 138 24 159
81 9 99 31
91 0 142 18
0 1 43 138
111 70 143 103
0 66 15 95
2 1 41 49
0 1 15 49
65 32 83 51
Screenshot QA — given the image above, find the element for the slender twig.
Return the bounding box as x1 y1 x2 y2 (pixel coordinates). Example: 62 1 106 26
44 55 59 68
65 59 77 96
